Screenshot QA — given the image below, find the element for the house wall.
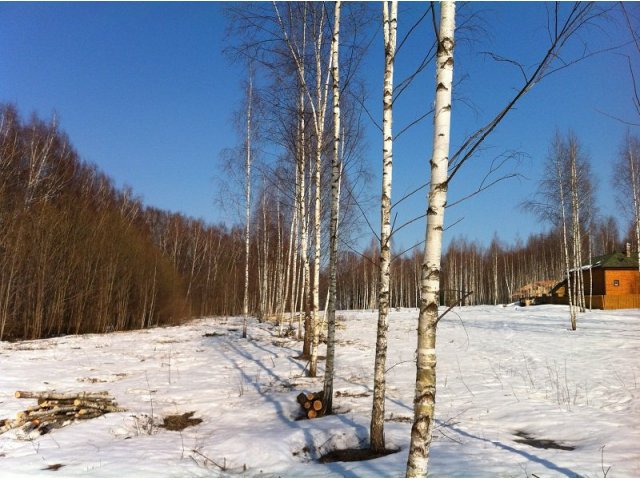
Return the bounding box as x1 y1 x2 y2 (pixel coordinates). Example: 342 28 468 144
604 270 640 295
549 294 640 309
581 269 605 296
602 294 640 309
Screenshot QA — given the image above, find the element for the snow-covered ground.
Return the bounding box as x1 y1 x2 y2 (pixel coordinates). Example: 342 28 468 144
1 305 638 477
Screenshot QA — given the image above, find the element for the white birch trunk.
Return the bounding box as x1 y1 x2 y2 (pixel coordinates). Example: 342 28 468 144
569 138 584 313
298 84 312 353
242 71 253 339
260 190 269 319
370 0 397 454
309 136 322 376
322 0 341 415
556 142 576 331
406 2 454 476
283 190 298 328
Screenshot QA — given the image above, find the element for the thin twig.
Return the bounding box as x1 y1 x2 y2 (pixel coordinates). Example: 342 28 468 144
436 290 474 325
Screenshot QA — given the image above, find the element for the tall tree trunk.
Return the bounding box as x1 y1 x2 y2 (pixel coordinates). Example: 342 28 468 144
323 0 341 416
299 104 312 352
309 130 322 376
243 69 253 339
370 0 397 454
406 2 455 476
283 190 298 330
555 138 576 331
569 137 584 313
260 189 270 319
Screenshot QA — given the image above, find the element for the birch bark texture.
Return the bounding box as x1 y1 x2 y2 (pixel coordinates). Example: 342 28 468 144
370 0 397 454
406 2 455 476
242 70 253 339
323 0 341 415
298 64 311 353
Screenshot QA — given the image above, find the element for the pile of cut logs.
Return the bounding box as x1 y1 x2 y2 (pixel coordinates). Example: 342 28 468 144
0 390 125 436
296 391 325 419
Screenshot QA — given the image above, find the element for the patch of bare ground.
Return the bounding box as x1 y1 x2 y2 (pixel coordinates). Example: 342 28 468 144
319 447 400 463
514 430 575 451
161 412 202 431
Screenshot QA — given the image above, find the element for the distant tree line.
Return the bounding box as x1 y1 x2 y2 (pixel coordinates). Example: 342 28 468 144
334 219 625 311
2 102 634 341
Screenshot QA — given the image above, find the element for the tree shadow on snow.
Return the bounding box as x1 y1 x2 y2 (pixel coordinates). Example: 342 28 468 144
216 335 397 477
440 422 581 477
215 336 323 468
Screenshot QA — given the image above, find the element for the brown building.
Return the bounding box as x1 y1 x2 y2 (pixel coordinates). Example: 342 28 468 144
551 251 640 309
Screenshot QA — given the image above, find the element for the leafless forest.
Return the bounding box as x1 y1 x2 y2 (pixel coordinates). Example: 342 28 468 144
2 101 634 341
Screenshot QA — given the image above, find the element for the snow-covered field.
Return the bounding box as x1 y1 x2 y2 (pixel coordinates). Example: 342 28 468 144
1 305 638 477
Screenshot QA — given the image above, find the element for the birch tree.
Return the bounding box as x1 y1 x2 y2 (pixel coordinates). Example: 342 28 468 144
273 1 333 377
322 0 342 415
310 4 332 378
553 135 577 329
524 132 594 330
406 2 455 475
243 69 254 338
370 0 397 454
568 134 586 314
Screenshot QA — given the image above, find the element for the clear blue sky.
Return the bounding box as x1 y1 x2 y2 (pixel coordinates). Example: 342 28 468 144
1 2 638 253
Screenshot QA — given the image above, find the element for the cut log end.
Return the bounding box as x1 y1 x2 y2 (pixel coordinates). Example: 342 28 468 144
296 390 326 420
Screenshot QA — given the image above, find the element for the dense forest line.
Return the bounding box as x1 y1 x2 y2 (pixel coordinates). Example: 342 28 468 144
0 105 244 340
0 103 634 340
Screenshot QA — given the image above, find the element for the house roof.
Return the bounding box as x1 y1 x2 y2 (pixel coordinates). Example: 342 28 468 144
590 252 639 269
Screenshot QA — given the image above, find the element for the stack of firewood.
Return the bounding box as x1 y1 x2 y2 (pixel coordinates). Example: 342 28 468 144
0 390 125 436
296 391 325 419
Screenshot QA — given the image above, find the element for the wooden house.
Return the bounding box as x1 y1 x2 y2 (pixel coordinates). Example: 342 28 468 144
551 250 640 309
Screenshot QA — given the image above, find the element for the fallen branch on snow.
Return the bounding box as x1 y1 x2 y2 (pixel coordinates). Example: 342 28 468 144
0 390 126 436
